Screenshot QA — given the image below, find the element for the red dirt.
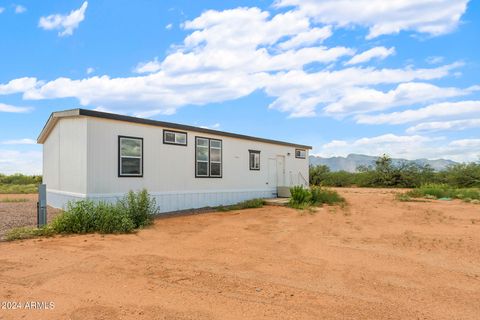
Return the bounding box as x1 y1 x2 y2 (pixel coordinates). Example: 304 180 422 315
0 188 479 319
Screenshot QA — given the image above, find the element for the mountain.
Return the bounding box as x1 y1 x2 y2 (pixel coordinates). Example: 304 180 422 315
309 154 457 172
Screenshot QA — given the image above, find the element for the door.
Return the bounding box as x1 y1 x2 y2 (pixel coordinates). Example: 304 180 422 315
276 155 285 187
268 158 277 188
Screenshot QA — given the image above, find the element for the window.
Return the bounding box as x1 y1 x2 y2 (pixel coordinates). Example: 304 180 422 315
295 149 306 159
249 150 260 170
195 137 222 178
119 136 143 177
163 130 187 146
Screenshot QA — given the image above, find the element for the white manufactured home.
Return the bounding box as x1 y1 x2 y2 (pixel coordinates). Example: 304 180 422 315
38 109 311 212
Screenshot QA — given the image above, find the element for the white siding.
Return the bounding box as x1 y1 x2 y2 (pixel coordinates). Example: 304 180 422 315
85 117 308 195
44 116 309 211
43 117 87 195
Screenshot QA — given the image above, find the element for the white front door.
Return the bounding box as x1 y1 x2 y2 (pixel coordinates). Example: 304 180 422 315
268 158 277 188
276 155 285 187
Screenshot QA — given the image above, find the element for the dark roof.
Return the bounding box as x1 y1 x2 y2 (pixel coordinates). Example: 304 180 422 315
37 108 312 149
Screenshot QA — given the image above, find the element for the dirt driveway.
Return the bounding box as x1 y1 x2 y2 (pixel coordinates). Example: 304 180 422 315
0 188 479 319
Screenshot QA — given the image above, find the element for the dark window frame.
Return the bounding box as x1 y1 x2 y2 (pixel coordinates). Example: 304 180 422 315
118 135 144 178
163 129 188 146
295 149 306 159
195 136 223 178
249 150 261 171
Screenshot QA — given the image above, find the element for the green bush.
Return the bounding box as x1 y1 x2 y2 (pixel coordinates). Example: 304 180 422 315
406 184 480 201
310 186 345 205
0 174 42 185
0 184 38 194
118 189 157 228
290 186 312 205
289 186 344 209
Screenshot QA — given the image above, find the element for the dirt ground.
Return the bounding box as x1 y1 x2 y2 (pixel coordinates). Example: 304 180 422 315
0 194 61 239
0 188 479 320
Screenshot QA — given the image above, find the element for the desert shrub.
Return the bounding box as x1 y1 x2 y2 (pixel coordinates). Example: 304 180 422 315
289 186 312 206
93 202 135 233
0 184 38 194
407 184 480 201
310 186 345 205
53 190 157 233
118 189 157 228
289 186 344 209
52 200 98 233
0 174 42 185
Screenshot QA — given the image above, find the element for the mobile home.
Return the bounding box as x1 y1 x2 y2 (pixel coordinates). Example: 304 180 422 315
38 109 311 212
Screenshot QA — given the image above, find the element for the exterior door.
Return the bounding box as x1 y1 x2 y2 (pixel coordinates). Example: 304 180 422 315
276 155 285 186
268 158 277 188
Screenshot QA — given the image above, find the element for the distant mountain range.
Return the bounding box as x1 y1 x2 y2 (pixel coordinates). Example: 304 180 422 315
309 154 457 172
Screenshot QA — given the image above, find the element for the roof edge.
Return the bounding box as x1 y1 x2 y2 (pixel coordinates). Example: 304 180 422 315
38 108 313 150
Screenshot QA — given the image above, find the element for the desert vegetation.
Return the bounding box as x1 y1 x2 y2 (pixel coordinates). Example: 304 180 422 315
288 185 345 209
5 189 157 241
310 155 480 188
0 173 42 194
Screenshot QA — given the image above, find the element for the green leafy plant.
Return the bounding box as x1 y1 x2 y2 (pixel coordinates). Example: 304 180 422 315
217 198 265 211
289 186 344 209
118 189 157 228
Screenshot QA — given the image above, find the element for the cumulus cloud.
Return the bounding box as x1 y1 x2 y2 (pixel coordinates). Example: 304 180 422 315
0 103 32 113
345 47 395 65
39 1 88 37
0 77 38 95
317 134 479 162
0 149 42 175
133 57 161 74
0 2 473 122
324 80 477 116
406 119 480 133
275 0 470 39
356 100 480 125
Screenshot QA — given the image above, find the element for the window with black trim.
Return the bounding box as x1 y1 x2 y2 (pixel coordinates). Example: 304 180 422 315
249 150 260 170
195 137 222 178
119 136 143 177
295 149 306 159
163 130 187 146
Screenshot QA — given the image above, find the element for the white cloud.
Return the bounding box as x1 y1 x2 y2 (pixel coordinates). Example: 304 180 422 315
14 5 26 14
0 77 39 95
0 103 32 113
133 57 161 74
86 67 95 75
357 100 480 125
317 134 479 162
165 23 173 30
276 0 470 39
345 47 395 65
0 4 472 121
324 81 477 116
39 1 88 37
0 7 4 14
0 138 36 145
278 26 332 50
0 150 42 175
406 118 480 133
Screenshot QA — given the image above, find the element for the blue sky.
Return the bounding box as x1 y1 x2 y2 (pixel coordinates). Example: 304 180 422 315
0 0 479 174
